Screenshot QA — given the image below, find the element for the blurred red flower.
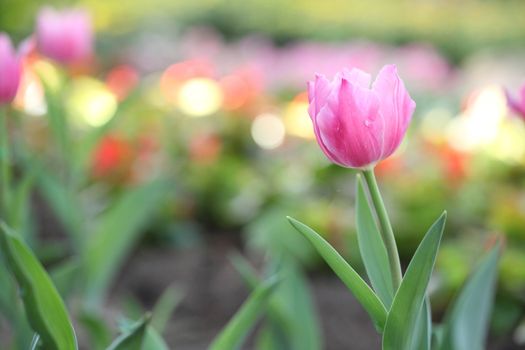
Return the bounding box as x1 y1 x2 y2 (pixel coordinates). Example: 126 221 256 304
91 134 134 182
106 65 139 101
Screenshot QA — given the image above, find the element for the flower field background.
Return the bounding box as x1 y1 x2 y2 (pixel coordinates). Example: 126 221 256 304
1 0 525 349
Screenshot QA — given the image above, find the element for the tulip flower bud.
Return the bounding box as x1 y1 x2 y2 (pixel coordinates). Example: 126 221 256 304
308 65 415 169
0 33 22 105
506 84 525 120
36 7 92 64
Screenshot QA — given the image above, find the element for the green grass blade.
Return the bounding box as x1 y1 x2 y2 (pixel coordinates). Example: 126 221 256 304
36 166 83 241
230 253 291 337
79 312 112 350
287 216 387 330
0 223 78 350
151 285 183 334
209 276 280 350
106 315 150 350
83 181 168 306
231 253 322 350
440 244 500 350
382 212 446 350
356 175 394 308
143 327 170 350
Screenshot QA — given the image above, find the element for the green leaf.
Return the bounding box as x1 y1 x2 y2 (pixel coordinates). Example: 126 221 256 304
356 175 394 308
143 328 170 350
432 324 445 349
36 166 83 241
255 325 288 350
51 259 80 298
83 181 168 306
0 261 34 349
209 276 280 350
106 315 150 350
382 212 446 350
79 312 112 350
0 223 78 350
30 334 41 350
278 264 322 350
287 216 387 330
151 285 183 333
439 244 500 350
11 168 35 234
40 76 72 172
230 253 290 333
409 298 431 350
231 253 321 350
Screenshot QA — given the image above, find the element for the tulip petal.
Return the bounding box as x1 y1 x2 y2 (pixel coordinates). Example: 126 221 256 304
308 74 332 118
0 34 21 104
316 77 382 168
342 68 371 88
37 7 92 64
312 105 346 166
372 64 415 159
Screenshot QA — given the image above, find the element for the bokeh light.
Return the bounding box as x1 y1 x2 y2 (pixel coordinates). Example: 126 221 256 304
177 78 223 117
14 67 47 117
446 85 508 152
251 113 286 149
66 77 118 127
284 93 314 139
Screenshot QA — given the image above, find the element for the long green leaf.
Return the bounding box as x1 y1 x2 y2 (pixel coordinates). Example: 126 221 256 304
287 216 387 330
143 328 170 350
151 285 183 333
11 168 35 235
279 264 322 350
231 253 321 350
230 253 291 335
0 223 77 350
36 166 83 241
382 212 446 350
209 276 279 350
106 316 149 350
356 175 394 308
51 259 80 298
410 298 431 350
439 244 500 350
84 181 168 306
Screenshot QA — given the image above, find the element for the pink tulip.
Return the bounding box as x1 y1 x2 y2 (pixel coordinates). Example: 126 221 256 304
506 85 525 119
0 33 22 105
308 65 415 169
36 7 92 64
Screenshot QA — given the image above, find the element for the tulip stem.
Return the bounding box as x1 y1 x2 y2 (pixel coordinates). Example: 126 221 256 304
0 106 11 222
362 169 402 290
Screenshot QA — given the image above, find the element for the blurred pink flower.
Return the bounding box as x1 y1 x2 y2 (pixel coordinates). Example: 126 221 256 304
506 84 525 119
36 7 92 64
0 33 22 105
396 44 452 91
308 65 415 169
